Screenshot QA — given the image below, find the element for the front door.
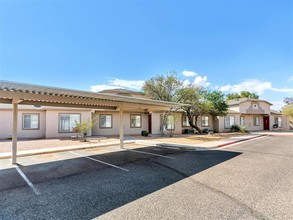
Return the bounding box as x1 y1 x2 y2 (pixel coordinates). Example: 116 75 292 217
263 116 270 130
148 114 152 134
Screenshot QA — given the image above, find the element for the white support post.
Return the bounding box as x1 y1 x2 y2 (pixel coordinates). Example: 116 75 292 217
119 109 124 149
12 100 18 164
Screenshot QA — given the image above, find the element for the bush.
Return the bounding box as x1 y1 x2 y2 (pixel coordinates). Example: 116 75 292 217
141 131 149 136
231 124 241 132
239 126 249 133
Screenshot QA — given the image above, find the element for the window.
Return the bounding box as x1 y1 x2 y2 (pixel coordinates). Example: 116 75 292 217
253 116 260 126
182 115 190 127
59 114 80 132
224 116 235 129
253 104 258 109
99 114 112 128
130 114 141 128
274 116 282 128
240 116 245 126
166 115 175 130
23 114 39 129
201 116 209 127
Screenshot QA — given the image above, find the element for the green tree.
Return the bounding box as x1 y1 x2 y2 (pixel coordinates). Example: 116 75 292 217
142 72 182 102
226 91 259 100
75 119 94 142
143 73 228 134
282 97 293 124
177 88 228 134
143 73 182 136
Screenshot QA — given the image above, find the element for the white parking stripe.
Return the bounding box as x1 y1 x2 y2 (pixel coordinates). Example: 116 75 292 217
70 151 129 172
10 161 41 195
125 148 175 159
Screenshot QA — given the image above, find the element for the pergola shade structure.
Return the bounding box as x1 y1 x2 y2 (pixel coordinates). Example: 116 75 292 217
0 81 188 164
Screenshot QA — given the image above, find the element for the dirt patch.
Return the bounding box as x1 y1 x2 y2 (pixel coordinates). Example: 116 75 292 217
133 133 248 145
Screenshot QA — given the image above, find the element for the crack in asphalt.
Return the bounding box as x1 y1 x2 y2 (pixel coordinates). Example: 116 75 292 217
152 160 270 220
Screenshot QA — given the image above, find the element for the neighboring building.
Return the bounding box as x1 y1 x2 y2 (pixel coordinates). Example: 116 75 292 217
182 98 290 133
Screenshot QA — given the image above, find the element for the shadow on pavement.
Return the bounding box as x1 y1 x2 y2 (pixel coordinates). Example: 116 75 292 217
0 146 241 220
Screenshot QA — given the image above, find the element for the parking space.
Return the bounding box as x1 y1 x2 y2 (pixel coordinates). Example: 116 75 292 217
0 144 181 194
0 143 242 219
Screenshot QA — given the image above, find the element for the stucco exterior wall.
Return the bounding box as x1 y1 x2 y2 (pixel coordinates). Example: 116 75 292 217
151 112 182 135
0 109 46 139
217 114 241 133
239 101 270 114
241 115 264 131
92 111 148 136
270 114 290 131
45 109 92 138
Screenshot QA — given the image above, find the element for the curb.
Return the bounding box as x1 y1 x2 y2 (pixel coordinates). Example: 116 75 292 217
156 134 266 150
0 140 135 159
216 134 267 148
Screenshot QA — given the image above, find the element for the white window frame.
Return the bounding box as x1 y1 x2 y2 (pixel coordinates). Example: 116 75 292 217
274 116 282 128
130 114 142 128
59 113 81 133
166 115 175 130
22 113 40 130
182 115 190 127
253 116 260 126
240 116 245 126
99 114 112 129
224 116 235 129
201 116 209 127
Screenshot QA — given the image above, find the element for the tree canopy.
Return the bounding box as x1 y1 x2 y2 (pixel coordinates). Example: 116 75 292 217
142 73 182 102
226 91 259 100
142 73 228 134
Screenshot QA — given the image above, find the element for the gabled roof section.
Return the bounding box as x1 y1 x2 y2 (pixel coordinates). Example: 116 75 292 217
270 110 282 115
227 98 273 106
0 81 188 110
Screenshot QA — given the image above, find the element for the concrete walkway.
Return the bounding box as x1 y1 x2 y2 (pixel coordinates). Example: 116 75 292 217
2 131 290 159
137 134 266 150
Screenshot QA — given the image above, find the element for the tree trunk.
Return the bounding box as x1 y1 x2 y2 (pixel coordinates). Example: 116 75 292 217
186 109 203 134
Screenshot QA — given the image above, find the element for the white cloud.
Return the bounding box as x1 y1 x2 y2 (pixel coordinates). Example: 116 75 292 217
90 78 145 92
192 75 210 87
90 84 122 92
288 76 293 82
182 70 198 77
109 79 145 90
270 87 293 93
219 79 272 95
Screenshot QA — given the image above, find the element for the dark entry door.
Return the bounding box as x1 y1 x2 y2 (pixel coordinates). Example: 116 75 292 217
263 116 270 130
148 114 152 134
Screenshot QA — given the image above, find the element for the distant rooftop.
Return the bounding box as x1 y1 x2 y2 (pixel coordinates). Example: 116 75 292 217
98 88 144 95
227 98 273 106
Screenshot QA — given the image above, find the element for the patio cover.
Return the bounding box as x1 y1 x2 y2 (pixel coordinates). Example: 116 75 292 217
0 80 188 164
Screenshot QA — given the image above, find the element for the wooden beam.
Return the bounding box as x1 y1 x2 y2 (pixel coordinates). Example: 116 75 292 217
19 101 117 110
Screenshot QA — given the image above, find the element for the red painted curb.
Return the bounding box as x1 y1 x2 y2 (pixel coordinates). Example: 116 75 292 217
217 134 267 148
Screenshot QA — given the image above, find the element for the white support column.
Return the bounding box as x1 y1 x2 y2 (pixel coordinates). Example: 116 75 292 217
119 109 124 149
12 100 19 164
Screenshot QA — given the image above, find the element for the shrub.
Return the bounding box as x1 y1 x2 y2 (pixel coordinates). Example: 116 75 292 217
231 124 241 132
239 126 249 133
141 131 149 136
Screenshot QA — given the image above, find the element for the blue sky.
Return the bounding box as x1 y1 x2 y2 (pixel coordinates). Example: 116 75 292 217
0 0 292 110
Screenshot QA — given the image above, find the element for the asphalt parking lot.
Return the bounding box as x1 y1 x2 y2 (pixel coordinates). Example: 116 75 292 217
0 135 292 220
